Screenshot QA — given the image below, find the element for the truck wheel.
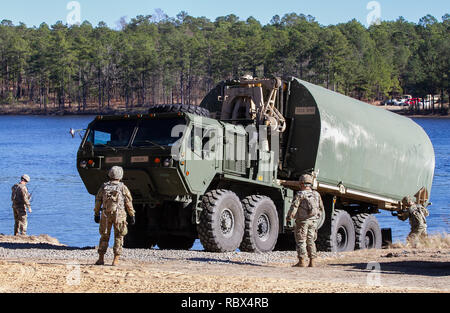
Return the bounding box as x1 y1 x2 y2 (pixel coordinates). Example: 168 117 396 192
197 190 245 252
353 214 382 250
331 210 355 252
157 235 196 250
240 196 279 253
148 104 210 117
318 210 355 252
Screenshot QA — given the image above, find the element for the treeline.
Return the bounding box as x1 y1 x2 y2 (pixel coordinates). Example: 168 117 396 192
0 12 448 112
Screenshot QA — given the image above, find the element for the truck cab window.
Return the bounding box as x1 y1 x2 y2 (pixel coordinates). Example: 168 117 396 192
86 120 136 147
133 118 187 147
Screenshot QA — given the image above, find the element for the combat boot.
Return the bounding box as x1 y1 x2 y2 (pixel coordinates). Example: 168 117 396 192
293 258 307 267
112 254 120 266
309 258 316 268
95 254 105 266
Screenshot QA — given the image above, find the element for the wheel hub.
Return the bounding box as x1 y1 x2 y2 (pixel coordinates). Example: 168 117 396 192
220 208 235 238
256 214 270 241
364 230 375 248
337 226 348 250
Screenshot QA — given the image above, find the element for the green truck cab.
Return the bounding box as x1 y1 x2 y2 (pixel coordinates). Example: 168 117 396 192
77 109 290 252
76 76 435 253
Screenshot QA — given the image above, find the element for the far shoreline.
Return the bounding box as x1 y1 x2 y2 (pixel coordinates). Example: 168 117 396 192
0 104 448 119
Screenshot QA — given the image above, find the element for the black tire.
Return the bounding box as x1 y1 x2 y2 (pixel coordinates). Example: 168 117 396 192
197 190 245 252
157 235 196 250
239 196 279 253
148 104 210 117
352 214 382 250
318 210 355 252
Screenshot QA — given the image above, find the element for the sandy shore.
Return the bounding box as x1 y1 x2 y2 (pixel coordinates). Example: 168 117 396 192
0 235 448 293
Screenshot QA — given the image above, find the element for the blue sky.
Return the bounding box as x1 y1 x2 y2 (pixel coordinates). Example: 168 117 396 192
1 0 449 28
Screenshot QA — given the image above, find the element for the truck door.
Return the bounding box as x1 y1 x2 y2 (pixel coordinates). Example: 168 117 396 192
182 123 219 193
223 124 247 176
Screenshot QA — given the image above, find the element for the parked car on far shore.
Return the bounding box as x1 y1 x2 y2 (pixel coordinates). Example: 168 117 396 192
384 99 402 106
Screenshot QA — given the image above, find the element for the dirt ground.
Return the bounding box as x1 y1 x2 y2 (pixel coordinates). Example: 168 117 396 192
0 235 448 293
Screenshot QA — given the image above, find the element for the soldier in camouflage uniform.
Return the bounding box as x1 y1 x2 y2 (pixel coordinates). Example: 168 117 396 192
11 175 32 236
286 174 324 268
94 166 135 266
400 196 429 244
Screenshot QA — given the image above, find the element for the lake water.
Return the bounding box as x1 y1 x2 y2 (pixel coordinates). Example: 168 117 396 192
0 115 448 248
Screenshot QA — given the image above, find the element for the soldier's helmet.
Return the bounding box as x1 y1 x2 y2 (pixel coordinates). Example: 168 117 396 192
21 174 30 183
299 174 313 185
108 166 124 180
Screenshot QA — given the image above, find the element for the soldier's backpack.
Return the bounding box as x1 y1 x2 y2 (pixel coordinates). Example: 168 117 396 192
102 183 124 214
299 191 321 218
11 184 24 203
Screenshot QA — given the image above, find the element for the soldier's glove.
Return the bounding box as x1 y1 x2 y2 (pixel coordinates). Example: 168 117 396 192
94 215 100 224
128 216 136 226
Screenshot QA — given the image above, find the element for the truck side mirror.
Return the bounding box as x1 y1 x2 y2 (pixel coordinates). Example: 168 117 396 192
69 128 86 139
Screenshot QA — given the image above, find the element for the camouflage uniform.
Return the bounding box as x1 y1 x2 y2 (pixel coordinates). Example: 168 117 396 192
288 189 324 261
11 182 31 235
399 196 429 244
94 181 135 257
406 203 429 242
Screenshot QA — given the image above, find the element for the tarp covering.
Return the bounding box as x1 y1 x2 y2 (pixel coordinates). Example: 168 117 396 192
289 78 435 202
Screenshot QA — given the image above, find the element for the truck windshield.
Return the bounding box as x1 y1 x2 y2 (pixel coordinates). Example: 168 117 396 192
86 120 136 147
133 118 187 147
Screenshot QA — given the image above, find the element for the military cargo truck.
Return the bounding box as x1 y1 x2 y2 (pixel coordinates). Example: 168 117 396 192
76 76 435 253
